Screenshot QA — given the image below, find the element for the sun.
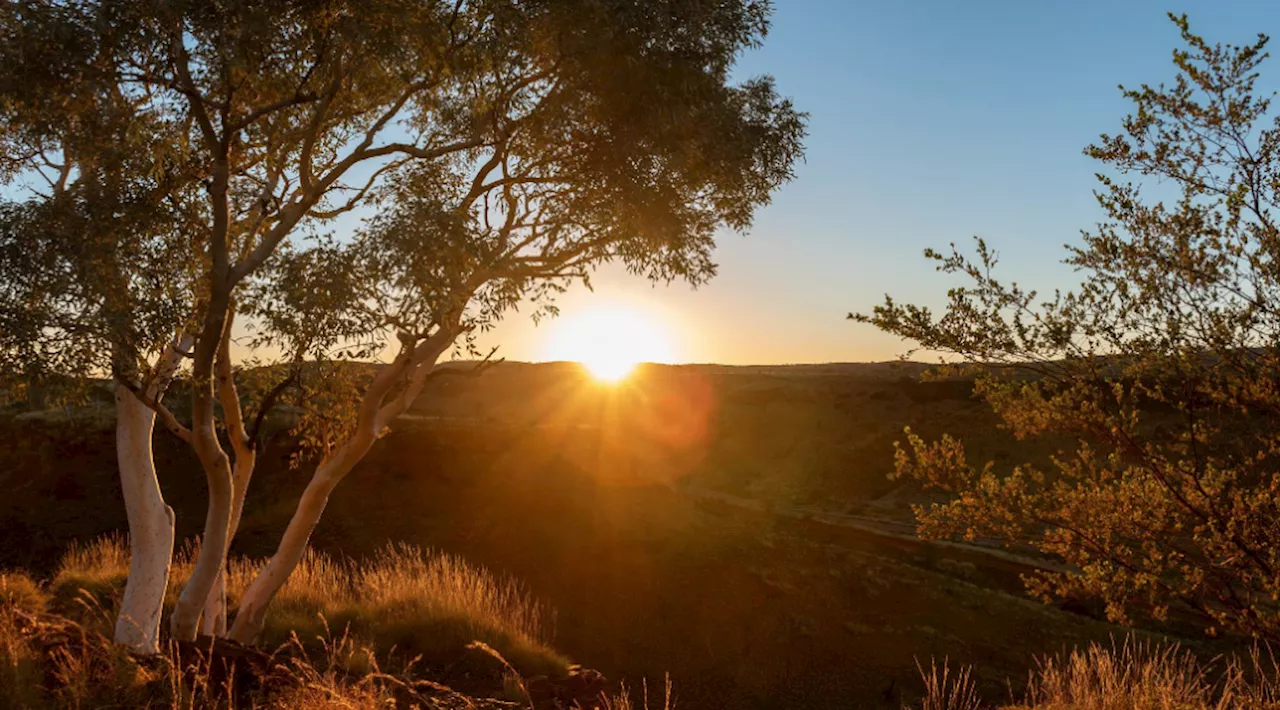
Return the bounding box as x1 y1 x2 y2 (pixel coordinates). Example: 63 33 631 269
543 303 678 382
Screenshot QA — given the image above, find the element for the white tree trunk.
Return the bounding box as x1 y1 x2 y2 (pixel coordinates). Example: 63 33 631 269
169 460 232 640
226 452 355 643
200 451 254 636
226 331 455 644
200 573 227 637
112 384 175 654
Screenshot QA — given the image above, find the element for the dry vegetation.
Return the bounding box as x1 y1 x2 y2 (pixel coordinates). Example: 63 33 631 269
7 534 1280 709
916 639 1280 710
0 536 659 709
55 535 566 676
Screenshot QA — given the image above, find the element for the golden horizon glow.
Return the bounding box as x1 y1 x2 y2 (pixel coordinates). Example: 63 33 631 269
542 302 678 383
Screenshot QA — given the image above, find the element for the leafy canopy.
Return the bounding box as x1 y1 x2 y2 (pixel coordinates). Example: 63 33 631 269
0 0 805 415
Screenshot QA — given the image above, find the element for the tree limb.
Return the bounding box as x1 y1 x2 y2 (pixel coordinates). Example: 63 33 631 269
247 368 301 449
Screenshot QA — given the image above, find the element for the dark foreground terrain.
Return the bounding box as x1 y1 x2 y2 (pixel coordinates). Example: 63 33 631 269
0 362 1238 708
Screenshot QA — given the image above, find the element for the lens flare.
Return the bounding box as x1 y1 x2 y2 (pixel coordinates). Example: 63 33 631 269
543 303 677 382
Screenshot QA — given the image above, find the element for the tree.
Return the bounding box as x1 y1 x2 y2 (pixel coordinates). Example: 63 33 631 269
2 0 804 647
855 15 1280 640
0 1 202 652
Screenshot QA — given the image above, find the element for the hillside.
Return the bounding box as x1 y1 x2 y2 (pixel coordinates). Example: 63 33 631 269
0 362 1243 708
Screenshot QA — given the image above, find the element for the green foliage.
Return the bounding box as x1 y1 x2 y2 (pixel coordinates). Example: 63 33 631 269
856 15 1280 639
2 0 804 480
1 0 803 645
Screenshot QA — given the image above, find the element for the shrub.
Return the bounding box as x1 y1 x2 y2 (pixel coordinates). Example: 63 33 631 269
857 15 1280 640
0 572 48 614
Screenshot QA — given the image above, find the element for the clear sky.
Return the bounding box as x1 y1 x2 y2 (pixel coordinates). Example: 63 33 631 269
474 0 1280 365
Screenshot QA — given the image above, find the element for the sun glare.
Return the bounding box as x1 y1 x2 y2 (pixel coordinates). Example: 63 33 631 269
543 303 678 382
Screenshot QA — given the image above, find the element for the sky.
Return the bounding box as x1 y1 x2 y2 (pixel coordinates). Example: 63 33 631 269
472 0 1280 365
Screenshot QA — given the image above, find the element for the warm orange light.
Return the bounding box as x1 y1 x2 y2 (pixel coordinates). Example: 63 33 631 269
542 303 678 383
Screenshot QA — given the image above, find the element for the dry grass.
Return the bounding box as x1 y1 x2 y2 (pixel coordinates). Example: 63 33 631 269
1016 638 1280 710
916 658 982 710
0 595 520 709
913 637 1280 710
51 533 130 611
229 542 567 677
0 536 587 709
50 535 567 677
600 675 674 710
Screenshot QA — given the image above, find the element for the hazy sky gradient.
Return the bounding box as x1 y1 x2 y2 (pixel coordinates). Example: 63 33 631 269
475 0 1280 365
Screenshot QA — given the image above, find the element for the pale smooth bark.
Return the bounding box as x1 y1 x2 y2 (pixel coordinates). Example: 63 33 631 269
227 331 455 643
113 386 174 653
113 337 190 653
169 290 239 641
200 309 258 636
200 451 254 636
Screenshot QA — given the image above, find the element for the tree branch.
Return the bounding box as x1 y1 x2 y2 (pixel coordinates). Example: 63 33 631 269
165 20 220 153
216 308 250 455
247 368 301 449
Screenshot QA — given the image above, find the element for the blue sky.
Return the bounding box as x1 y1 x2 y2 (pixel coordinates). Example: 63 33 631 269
480 0 1280 364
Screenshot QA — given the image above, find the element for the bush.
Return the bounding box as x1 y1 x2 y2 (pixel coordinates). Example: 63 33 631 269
856 15 1280 640
0 572 48 614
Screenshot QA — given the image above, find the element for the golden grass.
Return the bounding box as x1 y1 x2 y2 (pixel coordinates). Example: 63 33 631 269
601 675 675 710
917 658 982 710
51 533 130 610
0 535 579 709
0 593 520 709
50 535 568 677
915 637 1280 710
226 542 567 677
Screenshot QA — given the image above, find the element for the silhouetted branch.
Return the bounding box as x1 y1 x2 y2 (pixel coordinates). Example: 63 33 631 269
248 369 301 449
422 346 503 386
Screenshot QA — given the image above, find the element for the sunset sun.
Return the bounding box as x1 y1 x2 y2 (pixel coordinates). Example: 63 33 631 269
543 303 678 382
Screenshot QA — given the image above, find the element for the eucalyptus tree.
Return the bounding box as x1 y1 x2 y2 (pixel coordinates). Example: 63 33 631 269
0 1 201 653
221 0 806 642
856 16 1280 639
3 0 803 647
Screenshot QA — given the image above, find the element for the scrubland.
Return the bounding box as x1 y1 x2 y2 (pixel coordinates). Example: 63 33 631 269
1 364 1271 708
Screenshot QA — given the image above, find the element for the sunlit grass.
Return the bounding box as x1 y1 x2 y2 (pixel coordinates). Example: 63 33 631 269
0 575 537 709
50 535 567 677
915 637 1280 710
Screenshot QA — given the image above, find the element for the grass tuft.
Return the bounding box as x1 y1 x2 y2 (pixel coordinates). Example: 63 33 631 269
917 658 981 710
916 637 1280 710
227 541 569 677
602 675 674 710
51 533 130 613
49 535 568 678
3 535 581 708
